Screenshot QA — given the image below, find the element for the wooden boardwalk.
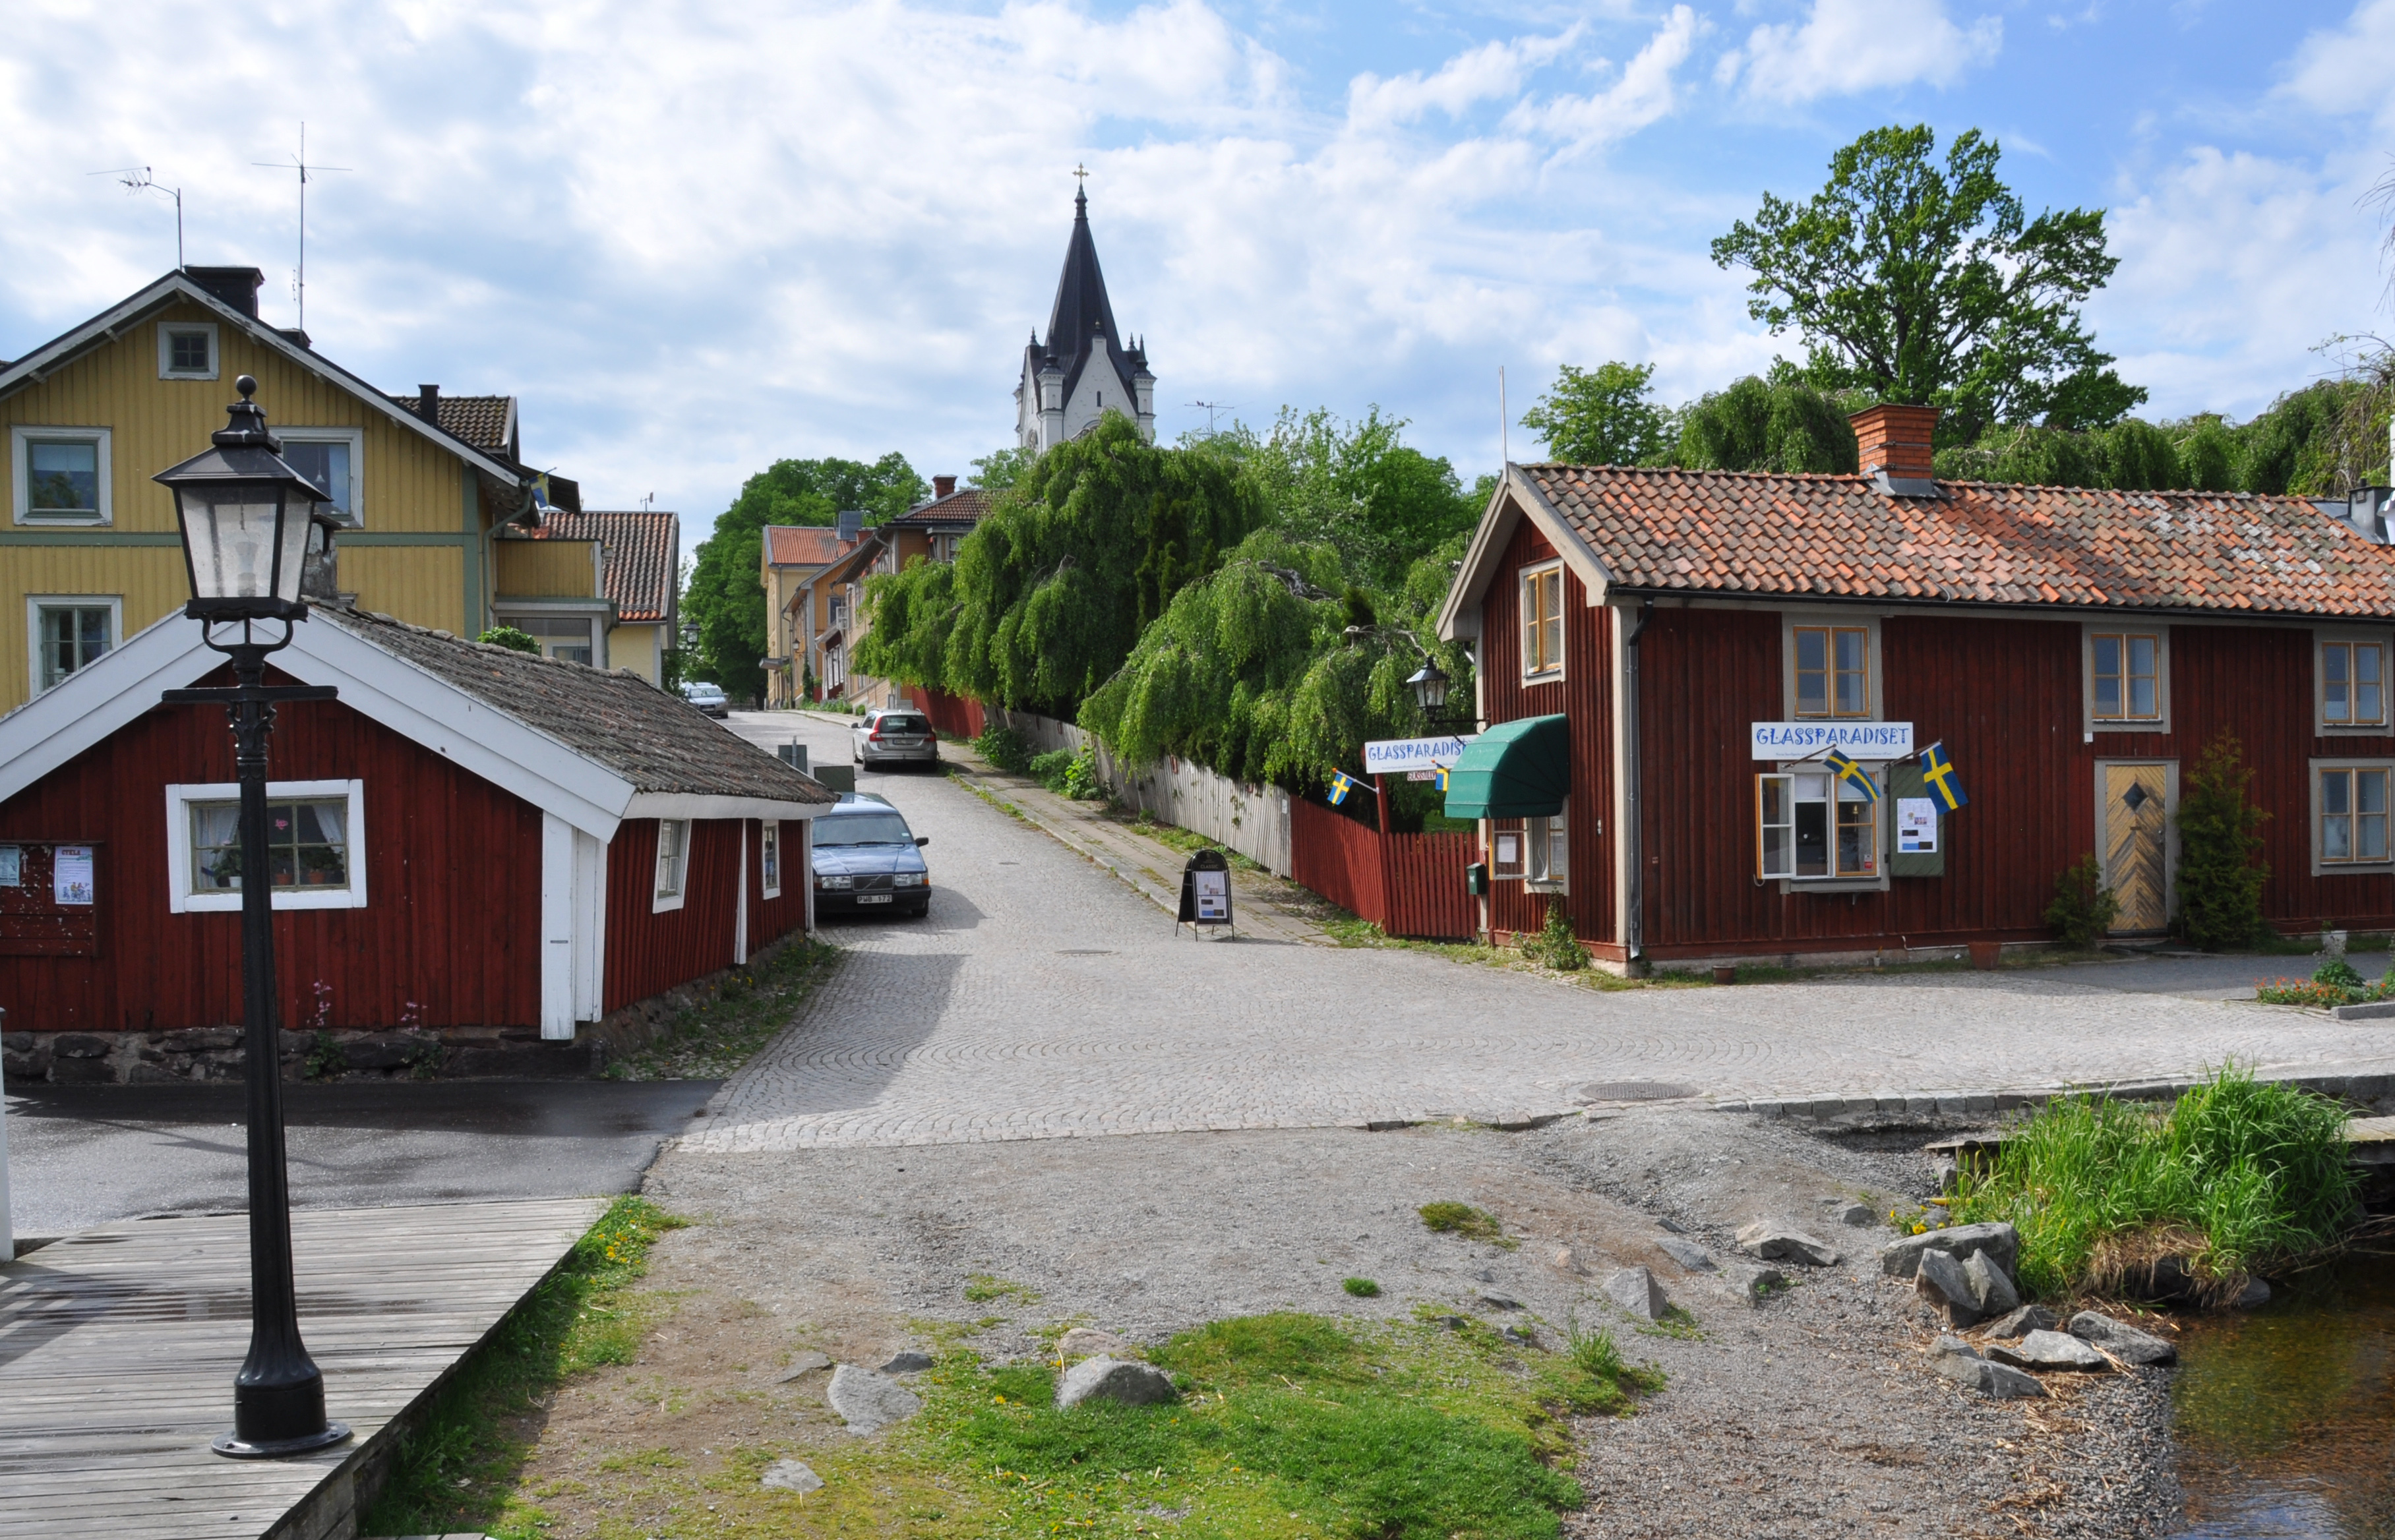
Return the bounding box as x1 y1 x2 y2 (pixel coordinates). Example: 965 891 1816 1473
0 1197 608 1540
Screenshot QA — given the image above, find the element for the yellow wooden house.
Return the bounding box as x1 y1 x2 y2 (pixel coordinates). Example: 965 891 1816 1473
0 266 598 714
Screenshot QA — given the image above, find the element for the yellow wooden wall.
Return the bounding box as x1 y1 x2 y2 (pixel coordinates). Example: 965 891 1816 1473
0 547 189 705
609 622 661 684
494 539 600 599
342 547 468 634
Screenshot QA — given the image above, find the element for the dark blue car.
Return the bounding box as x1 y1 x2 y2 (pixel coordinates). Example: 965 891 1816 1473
810 793 931 918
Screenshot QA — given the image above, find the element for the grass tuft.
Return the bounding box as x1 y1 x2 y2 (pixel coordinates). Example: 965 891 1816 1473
1418 1200 1515 1249
1342 1276 1381 1297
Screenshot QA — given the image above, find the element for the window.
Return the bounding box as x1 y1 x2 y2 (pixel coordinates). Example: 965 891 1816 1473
502 615 599 666
158 321 219 380
166 779 366 912
28 599 117 694
12 427 111 524
1794 626 1869 717
2322 639 2388 728
1521 563 1564 679
278 429 362 524
653 819 689 911
761 821 782 898
2092 632 2163 722
1527 808 1567 892
1756 770 1879 880
2320 767 2391 865
1491 821 1525 878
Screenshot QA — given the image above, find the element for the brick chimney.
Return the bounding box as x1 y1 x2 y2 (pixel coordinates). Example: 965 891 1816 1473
184 266 264 318
1849 403 1940 493
932 474 957 499
418 384 440 426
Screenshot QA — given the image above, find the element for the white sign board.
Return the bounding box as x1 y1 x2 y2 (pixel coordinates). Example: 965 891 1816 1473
1896 798 1939 853
1749 722 1916 761
1362 734 1476 776
53 845 94 906
1192 868 1230 922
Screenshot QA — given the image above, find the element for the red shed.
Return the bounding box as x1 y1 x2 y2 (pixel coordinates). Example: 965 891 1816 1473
0 605 832 1081
1437 404 2395 971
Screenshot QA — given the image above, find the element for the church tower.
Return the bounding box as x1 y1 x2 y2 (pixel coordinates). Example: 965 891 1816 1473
1015 184 1155 451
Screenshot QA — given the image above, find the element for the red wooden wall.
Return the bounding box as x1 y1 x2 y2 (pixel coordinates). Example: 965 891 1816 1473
909 687 986 740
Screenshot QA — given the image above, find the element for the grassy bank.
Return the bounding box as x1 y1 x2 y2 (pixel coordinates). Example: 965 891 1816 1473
1949 1065 2360 1301
607 933 842 1080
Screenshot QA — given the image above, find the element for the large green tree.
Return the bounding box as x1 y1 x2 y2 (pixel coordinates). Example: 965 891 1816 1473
1674 371 1862 473
1209 407 1480 587
682 454 924 701
1521 362 1674 465
1712 125 2142 443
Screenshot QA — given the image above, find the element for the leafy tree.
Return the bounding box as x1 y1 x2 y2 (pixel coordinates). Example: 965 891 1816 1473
1712 124 2143 442
682 454 924 701
1674 373 1860 473
969 445 1039 490
1521 363 1674 466
1213 407 1480 587
2175 730 2272 953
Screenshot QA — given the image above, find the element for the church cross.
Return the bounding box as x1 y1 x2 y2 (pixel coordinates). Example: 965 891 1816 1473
1074 163 1089 189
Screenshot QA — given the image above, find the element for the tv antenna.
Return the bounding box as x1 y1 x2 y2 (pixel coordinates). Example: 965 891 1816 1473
253 124 349 334
90 167 184 270
640 492 656 512
1188 400 1234 437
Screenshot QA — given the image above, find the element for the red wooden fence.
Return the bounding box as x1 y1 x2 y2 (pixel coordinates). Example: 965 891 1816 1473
908 687 986 741
1289 796 1476 940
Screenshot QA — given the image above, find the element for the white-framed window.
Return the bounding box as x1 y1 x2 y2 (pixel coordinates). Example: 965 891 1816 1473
11 426 111 525
1490 812 1568 890
2087 626 2168 728
26 595 121 696
277 427 363 525
166 779 367 912
2320 636 2389 730
760 820 782 898
2314 761 2395 872
158 320 220 380
1520 562 1564 680
1756 769 1881 881
499 613 603 666
653 819 689 912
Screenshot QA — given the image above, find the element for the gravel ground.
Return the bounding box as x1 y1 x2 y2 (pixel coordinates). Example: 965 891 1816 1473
615 1108 2180 1538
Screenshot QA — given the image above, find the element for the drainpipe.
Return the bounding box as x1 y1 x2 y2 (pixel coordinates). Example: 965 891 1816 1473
1623 598 1654 969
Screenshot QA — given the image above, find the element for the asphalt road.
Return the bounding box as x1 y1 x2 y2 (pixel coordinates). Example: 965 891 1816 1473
4 1078 719 1240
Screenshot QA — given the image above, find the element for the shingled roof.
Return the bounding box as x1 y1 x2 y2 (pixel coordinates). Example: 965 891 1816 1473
764 525 859 567
1511 465 2395 618
528 509 680 622
324 607 830 805
882 487 995 527
387 392 516 454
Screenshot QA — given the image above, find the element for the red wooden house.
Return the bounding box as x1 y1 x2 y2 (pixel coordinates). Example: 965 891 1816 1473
1437 403 2395 970
0 605 830 1082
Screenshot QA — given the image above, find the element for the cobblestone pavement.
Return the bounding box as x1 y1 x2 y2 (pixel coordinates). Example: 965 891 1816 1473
691 714 2395 1152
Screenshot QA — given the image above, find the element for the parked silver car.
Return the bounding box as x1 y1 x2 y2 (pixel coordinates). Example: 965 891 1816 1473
681 681 731 719
852 707 939 770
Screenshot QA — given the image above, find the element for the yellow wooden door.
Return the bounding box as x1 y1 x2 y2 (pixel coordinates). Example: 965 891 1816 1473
2104 764 2171 933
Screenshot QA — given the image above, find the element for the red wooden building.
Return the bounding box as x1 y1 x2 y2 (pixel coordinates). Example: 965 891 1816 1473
1437 403 2395 970
0 605 830 1081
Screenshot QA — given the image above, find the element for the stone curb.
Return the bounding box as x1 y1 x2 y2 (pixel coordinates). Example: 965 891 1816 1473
1711 1067 2395 1120
2330 1000 2395 1022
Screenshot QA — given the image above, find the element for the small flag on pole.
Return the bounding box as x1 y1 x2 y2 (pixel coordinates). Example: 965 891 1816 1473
1824 747 1881 802
1327 769 1359 806
1433 763 1451 792
1920 742 1968 812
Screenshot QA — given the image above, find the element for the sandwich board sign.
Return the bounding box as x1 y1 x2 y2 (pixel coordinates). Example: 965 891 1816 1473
1176 848 1234 936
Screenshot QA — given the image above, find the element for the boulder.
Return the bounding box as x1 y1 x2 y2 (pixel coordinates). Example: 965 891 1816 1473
1962 1249 2020 1318
1478 1290 1523 1311
1977 1361 2050 1399
826 1365 923 1433
1057 1327 1134 1361
1879 1222 2020 1282
1824 1200 1875 1228
51 1033 110 1059
2066 1311 2177 1367
1980 1305 2057 1340
760 1458 824 1494
1720 1262 1788 1307
1734 1222 1840 1267
1550 1246 1587 1276
878 1351 934 1374
1929 1334 1987 1386
1603 1266 1667 1321
1986 1330 2111 1373
1056 1356 1176 1411
776 1349 833 1382
1913 1247 1983 1328
1655 1235 1715 1272
2233 1276 2273 1310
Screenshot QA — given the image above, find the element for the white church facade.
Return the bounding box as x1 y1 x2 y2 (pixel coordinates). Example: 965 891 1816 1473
1014 186 1155 450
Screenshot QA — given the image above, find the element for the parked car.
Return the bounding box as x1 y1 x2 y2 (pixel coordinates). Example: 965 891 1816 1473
682 681 730 719
810 792 931 917
852 707 938 770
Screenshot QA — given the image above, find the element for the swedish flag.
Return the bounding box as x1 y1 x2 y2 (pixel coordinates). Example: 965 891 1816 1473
1824 747 1881 802
1920 742 1968 812
1432 763 1451 792
1327 770 1359 806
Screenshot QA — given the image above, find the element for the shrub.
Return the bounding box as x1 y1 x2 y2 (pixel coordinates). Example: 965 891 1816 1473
477 625 539 655
2043 852 2121 947
1031 744 1105 799
2176 730 2272 951
2315 957 2365 990
973 723 1033 773
1519 897 1585 970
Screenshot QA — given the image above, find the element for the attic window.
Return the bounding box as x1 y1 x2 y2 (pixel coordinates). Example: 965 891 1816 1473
158 322 220 380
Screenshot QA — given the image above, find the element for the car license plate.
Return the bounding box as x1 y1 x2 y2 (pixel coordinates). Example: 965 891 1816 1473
857 893 893 904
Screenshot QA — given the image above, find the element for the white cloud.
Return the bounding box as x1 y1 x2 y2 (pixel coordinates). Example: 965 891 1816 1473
1347 31 1582 130
2278 0 2395 116
1721 0 2001 104
1509 7 1702 156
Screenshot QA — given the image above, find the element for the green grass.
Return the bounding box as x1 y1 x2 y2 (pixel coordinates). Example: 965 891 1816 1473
1949 1064 2361 1299
1418 1200 1518 1249
359 1197 688 1538
1341 1277 1381 1297
607 935 842 1079
1115 809 1265 872
964 1274 1043 1305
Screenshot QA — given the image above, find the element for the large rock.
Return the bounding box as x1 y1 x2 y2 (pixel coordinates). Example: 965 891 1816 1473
1057 1355 1176 1410
1603 1266 1668 1320
2067 1311 2178 1367
1914 1247 1984 1328
760 1459 824 1493
1929 1334 1987 1386
1977 1361 2050 1399
1986 1330 2111 1372
1734 1222 1840 1267
1962 1249 2020 1318
1880 1222 2020 1281
827 1365 923 1433
776 1349 833 1382
1720 1262 1788 1307
1823 1199 1875 1228
1655 1235 1715 1272
879 1351 934 1374
1057 1327 1134 1361
1927 1335 2046 1398
1981 1305 2057 1340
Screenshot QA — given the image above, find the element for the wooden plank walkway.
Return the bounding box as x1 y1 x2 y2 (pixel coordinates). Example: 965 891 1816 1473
0 1197 607 1540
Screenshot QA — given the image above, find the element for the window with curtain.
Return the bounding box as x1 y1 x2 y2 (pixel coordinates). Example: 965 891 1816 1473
36 604 112 691
2322 641 2387 728
189 798 349 892
2320 767 2390 864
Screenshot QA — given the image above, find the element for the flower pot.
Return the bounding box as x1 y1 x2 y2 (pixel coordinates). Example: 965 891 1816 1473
2322 929 2350 958
1711 964 1736 985
1968 941 2002 970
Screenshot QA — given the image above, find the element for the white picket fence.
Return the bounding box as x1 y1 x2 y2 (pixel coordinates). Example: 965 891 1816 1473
985 707 1294 876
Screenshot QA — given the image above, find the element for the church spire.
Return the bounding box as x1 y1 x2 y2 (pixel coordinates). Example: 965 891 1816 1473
1017 175 1155 451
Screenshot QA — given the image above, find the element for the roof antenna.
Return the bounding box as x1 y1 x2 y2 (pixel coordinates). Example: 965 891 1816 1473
253 123 349 335
1188 400 1234 437
90 167 184 269
641 492 655 512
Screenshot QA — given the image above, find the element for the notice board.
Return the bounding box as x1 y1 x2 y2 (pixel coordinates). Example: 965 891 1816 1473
0 841 101 956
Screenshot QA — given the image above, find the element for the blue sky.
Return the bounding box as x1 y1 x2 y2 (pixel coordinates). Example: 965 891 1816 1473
7 1 2395 561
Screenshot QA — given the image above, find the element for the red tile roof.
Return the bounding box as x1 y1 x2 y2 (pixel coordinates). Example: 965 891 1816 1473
384 393 514 453
530 510 681 622
883 487 996 527
764 525 859 567
1520 465 2395 617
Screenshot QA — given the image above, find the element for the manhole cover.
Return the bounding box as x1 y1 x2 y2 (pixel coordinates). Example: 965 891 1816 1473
1573 1081 1694 1104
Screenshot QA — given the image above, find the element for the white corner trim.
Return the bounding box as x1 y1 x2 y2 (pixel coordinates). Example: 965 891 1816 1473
166 779 367 912
622 792 824 822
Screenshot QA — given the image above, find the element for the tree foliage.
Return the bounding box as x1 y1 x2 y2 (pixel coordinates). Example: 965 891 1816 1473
1521 363 1674 466
1209 407 1481 587
1674 372 1862 473
2175 731 2272 953
1712 124 2142 442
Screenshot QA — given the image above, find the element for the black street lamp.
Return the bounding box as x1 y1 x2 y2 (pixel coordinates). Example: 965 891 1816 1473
1406 660 1449 719
155 376 350 1460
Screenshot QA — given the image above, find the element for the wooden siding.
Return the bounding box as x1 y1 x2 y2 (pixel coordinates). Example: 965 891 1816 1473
603 818 743 1012
910 687 986 740
749 817 805 953
608 621 663 685
0 687 543 1032
0 545 188 707
1289 794 1478 940
337 544 468 635
495 538 601 598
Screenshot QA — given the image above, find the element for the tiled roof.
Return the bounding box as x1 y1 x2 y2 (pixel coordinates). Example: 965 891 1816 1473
1521 465 2395 618
530 510 679 622
384 393 514 452
764 525 859 567
324 607 830 804
884 487 996 527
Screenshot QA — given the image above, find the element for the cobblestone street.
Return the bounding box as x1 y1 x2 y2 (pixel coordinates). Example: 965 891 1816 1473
692 713 2395 1153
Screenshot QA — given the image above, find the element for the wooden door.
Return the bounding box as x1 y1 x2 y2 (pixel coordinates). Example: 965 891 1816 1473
2104 763 2170 933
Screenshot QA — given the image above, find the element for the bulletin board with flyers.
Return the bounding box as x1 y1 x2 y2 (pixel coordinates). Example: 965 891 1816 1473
0 841 102 957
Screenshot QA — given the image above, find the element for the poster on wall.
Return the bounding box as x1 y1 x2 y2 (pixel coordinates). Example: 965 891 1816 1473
1896 799 1939 854
53 846 95 905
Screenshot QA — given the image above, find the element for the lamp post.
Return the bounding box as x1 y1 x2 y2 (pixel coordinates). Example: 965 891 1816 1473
154 375 349 1459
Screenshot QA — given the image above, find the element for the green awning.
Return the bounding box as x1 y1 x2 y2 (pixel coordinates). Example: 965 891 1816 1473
1443 713 1570 820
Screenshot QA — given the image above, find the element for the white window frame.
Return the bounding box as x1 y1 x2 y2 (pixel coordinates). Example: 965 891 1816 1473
653 818 690 912
2311 759 2395 874
2317 632 2391 734
1525 807 1567 893
1756 766 1887 889
1781 612 1884 721
2084 624 2170 732
166 779 368 912
158 320 221 380
26 594 122 698
11 425 112 525
276 427 365 526
1520 561 1565 682
760 819 782 899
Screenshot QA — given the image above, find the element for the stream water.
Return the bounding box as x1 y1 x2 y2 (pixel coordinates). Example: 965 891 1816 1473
2168 1255 2395 1538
